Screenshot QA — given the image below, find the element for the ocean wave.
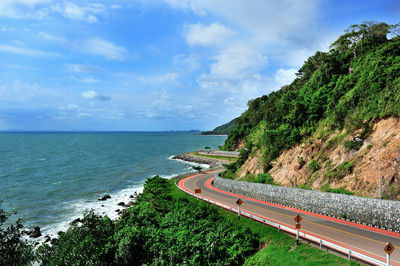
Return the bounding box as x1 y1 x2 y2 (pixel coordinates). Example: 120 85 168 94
36 185 144 244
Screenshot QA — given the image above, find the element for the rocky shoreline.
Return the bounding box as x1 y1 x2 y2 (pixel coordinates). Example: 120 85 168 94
28 154 223 245
171 153 225 168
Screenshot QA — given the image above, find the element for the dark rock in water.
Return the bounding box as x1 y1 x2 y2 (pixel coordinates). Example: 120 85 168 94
70 218 81 225
117 202 125 206
29 227 41 238
101 205 104 207
98 194 111 201
35 242 39 246
129 195 134 199
45 236 51 243
115 209 120 212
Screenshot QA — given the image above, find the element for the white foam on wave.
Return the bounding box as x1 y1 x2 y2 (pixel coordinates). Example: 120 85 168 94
169 156 210 170
37 184 144 243
31 160 200 244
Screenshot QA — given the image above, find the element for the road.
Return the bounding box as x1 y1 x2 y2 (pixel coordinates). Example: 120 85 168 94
178 171 400 266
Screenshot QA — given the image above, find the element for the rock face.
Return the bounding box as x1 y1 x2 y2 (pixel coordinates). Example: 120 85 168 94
98 194 111 201
171 154 223 168
239 117 400 200
214 175 400 232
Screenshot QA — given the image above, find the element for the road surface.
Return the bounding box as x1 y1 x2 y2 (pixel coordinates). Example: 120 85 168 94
178 171 400 266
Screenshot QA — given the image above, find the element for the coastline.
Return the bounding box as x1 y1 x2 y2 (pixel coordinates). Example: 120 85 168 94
32 153 221 245
171 153 225 168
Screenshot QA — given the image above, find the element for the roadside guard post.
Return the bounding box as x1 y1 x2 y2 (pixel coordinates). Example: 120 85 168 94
384 242 394 266
236 198 243 220
294 215 302 245
194 188 201 200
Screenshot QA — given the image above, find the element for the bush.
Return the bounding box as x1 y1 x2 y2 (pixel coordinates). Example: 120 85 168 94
325 161 354 180
0 201 35 266
37 210 115 265
321 185 354 195
258 173 275 185
344 140 363 152
307 160 321 173
38 176 260 265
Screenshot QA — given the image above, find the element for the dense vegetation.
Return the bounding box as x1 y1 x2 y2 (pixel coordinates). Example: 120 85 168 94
0 201 34 265
222 22 400 174
1 176 361 265
36 176 259 265
202 118 238 135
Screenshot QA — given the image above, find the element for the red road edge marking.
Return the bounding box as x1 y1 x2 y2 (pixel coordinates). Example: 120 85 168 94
177 173 393 264
205 177 400 239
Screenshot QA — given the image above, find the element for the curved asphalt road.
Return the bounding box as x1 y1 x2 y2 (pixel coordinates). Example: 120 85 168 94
178 170 400 265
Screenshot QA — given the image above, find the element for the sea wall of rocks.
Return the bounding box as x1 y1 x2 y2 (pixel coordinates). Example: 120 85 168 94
172 154 224 168
213 176 400 232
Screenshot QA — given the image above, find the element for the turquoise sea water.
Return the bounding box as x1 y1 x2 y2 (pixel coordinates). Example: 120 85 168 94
0 132 226 240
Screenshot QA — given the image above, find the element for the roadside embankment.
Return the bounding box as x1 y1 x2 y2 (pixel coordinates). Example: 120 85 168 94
172 153 225 168
213 176 400 232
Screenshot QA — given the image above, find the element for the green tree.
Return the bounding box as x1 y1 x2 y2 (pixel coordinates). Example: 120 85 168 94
37 210 115 265
0 201 35 266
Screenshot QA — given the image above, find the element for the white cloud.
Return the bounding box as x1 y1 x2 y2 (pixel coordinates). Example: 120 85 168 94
81 90 111 101
139 72 179 84
77 112 91 117
83 38 126 61
1 26 14 31
111 4 121 9
173 54 200 71
274 68 297 87
164 0 320 43
210 43 267 79
0 44 60 57
79 77 100 84
52 2 106 23
100 110 125 120
185 22 234 46
60 104 81 111
39 32 72 47
0 0 51 18
11 40 24 45
65 64 99 73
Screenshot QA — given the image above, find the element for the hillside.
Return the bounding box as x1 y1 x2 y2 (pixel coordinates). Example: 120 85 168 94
220 22 400 200
201 118 237 135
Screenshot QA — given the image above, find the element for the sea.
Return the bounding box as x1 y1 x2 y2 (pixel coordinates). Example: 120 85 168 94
0 132 226 241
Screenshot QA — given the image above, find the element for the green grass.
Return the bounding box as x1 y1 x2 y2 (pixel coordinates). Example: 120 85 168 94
191 152 238 163
171 178 360 265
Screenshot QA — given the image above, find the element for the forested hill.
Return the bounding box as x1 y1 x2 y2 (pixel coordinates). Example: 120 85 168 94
201 118 237 135
220 22 400 197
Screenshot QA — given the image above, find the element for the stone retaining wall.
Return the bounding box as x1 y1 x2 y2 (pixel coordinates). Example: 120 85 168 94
213 176 400 232
172 154 224 168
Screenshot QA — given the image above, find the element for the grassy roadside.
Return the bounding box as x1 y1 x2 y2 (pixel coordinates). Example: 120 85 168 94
190 152 238 163
171 178 360 265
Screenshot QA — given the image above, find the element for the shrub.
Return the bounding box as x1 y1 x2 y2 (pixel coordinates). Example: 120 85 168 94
307 160 321 173
321 185 354 195
0 201 35 266
258 173 275 185
344 140 363 152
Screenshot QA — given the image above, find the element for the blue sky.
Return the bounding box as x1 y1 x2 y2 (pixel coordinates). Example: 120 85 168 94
0 0 399 131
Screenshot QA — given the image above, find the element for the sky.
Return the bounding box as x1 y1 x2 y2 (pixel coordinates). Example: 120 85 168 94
0 0 399 131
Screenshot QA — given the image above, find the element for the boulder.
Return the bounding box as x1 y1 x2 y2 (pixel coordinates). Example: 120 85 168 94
98 194 111 201
117 202 125 206
29 227 41 238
